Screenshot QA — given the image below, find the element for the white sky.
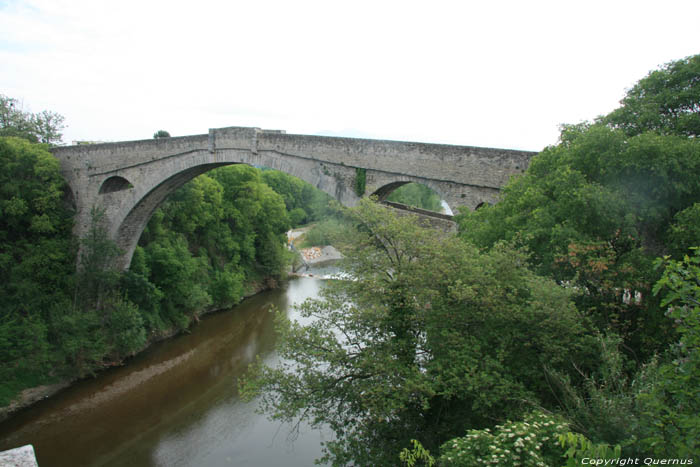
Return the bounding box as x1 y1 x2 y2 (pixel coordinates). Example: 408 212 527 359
1 0 698 152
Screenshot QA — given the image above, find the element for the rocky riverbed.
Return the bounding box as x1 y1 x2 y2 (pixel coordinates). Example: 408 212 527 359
288 227 343 274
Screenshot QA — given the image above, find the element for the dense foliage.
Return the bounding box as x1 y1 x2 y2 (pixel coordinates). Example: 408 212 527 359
242 200 595 465
449 54 700 460
641 251 700 456
127 165 293 334
260 169 335 227
602 54 700 138
0 137 76 401
456 55 700 362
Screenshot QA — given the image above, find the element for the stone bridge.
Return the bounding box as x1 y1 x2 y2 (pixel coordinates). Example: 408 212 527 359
51 126 535 270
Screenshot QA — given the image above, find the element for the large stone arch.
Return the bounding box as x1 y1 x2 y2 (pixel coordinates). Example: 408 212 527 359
99 152 358 270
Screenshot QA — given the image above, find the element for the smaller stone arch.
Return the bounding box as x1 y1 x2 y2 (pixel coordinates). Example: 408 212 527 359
99 176 133 194
371 180 452 215
370 181 410 201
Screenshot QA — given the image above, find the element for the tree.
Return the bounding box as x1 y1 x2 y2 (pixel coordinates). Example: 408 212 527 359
31 110 65 144
242 200 590 465
0 136 74 402
0 95 65 145
602 54 700 138
153 130 171 138
261 169 334 225
457 118 700 360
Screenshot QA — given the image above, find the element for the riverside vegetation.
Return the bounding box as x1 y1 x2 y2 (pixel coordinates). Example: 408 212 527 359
241 54 700 465
2 53 699 465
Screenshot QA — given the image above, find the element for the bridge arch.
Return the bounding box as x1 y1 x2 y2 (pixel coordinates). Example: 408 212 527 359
99 176 133 194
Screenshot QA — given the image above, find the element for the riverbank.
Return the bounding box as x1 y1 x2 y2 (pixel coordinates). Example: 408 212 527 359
0 279 275 423
0 274 332 467
1 226 341 423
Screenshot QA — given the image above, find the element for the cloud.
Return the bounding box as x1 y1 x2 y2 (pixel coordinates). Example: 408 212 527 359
2 0 699 150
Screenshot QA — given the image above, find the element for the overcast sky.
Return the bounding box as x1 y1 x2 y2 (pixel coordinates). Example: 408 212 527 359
1 0 698 151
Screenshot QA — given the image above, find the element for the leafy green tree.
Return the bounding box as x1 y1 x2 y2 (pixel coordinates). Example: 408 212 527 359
153 130 171 138
602 54 700 138
668 203 700 257
211 166 290 277
0 95 65 144
242 200 590 465
457 123 700 358
261 169 333 225
0 137 74 401
31 110 66 145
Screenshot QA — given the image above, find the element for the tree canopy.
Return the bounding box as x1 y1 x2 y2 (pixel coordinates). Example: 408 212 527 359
602 54 700 138
457 55 700 360
242 200 592 465
0 95 65 145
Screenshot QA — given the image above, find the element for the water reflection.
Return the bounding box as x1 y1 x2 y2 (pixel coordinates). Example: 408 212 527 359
0 276 329 467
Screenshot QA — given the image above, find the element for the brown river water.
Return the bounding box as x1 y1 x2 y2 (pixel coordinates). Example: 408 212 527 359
0 275 332 466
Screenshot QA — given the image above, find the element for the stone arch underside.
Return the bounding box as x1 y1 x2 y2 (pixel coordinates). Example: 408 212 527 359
371 181 411 200
113 163 229 270
99 176 133 194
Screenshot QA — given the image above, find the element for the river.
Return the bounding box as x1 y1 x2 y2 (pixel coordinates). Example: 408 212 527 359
0 275 333 466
